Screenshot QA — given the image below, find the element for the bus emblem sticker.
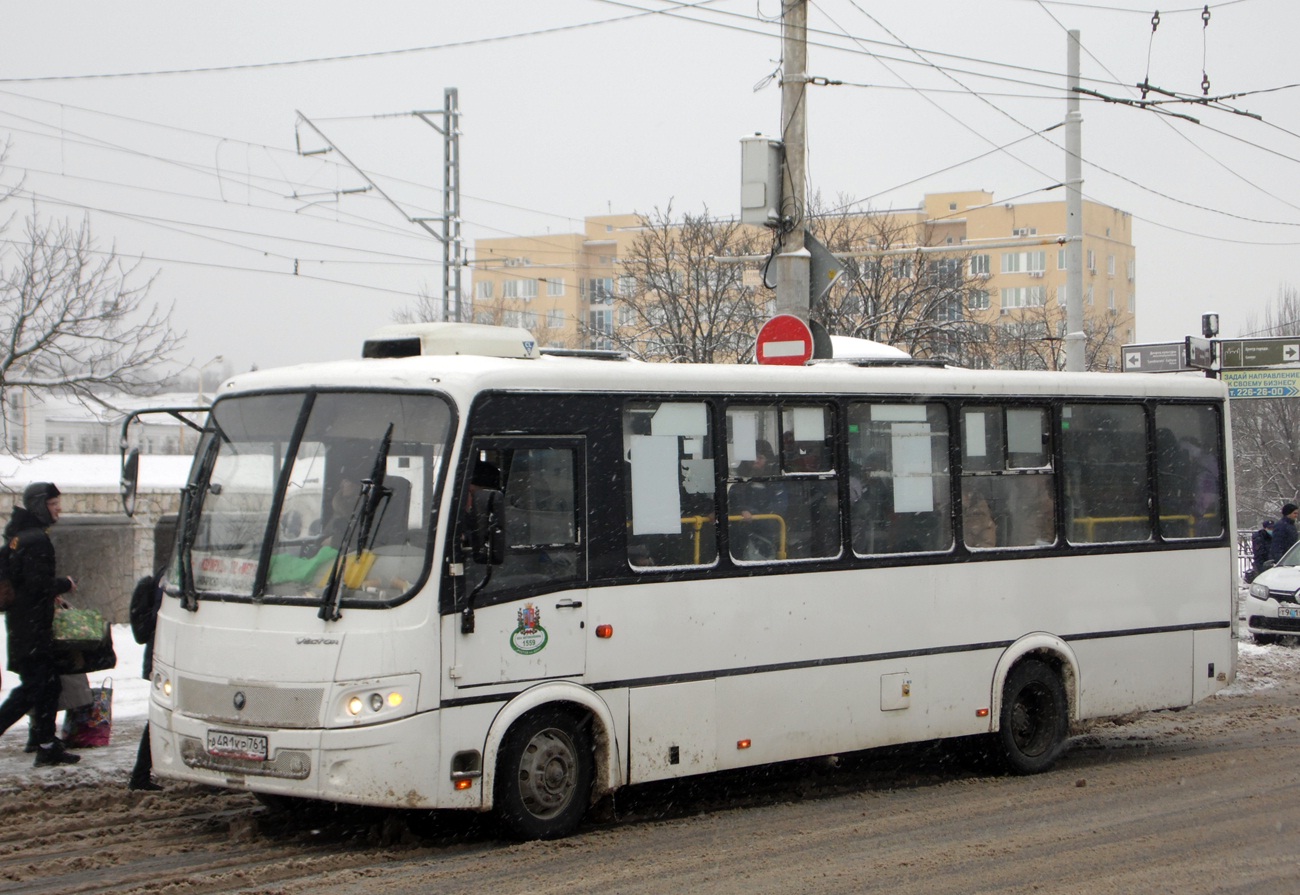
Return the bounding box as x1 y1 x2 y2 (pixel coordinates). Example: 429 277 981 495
510 603 549 655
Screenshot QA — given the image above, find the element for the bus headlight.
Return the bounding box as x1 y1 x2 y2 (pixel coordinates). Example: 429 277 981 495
151 667 175 708
332 675 419 727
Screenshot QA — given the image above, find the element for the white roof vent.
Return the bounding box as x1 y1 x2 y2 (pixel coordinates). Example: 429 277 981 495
362 323 538 359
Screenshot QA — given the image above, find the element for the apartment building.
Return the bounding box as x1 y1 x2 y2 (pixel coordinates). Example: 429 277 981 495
470 192 1136 368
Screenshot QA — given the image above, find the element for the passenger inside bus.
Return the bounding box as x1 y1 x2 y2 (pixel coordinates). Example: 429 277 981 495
729 440 787 560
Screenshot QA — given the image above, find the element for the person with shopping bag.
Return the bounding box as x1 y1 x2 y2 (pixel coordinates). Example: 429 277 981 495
0 482 81 766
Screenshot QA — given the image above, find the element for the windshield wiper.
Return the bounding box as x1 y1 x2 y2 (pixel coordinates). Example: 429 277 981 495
319 423 394 621
179 427 223 612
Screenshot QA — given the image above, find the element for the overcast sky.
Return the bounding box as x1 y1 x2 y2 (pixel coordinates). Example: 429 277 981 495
2 0 1298 375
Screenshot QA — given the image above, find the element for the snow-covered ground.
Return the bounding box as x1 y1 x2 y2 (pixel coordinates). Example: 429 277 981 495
0 625 149 784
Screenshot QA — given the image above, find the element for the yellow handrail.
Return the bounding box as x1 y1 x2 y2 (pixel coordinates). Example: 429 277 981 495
680 514 789 562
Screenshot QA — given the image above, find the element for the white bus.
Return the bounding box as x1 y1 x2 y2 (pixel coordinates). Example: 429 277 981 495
134 323 1237 839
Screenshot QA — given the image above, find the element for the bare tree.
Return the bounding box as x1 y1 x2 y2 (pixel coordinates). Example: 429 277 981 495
807 194 987 360
972 296 1123 372
607 204 764 363
1 183 182 448
1231 285 1300 527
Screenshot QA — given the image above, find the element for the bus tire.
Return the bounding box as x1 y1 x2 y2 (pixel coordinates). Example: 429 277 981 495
494 707 593 840
996 658 1068 775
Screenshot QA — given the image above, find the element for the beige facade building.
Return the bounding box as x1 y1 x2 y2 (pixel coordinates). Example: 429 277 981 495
470 192 1136 368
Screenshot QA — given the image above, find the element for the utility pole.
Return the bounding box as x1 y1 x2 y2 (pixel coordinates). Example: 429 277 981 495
775 0 811 319
414 88 462 322
1064 30 1085 372
296 87 463 322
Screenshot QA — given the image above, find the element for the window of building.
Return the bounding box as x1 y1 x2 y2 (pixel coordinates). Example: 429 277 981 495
546 278 565 297
475 280 493 299
618 276 636 297
1000 286 1046 312
547 309 565 329
1087 250 1096 272
1107 255 1116 276
1108 288 1116 310
1001 251 1045 275
1128 292 1136 313
521 279 538 301
503 280 519 299
970 254 990 277
968 289 990 311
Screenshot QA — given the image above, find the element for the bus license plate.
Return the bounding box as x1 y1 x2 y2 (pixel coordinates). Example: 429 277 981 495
1279 606 1300 619
207 730 268 761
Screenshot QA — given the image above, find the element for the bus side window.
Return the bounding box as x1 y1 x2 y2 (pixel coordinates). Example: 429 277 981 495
1062 403 1150 544
846 402 952 555
726 404 840 562
624 402 717 569
961 406 1055 549
1155 404 1223 539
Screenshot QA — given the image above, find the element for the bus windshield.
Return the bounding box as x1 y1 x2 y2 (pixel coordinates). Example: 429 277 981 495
171 390 452 607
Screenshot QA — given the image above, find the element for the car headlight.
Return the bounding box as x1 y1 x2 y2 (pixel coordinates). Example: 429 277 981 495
1250 582 1272 600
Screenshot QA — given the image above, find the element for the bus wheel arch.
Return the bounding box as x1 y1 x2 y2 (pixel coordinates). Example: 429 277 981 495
481 684 621 837
988 635 1078 774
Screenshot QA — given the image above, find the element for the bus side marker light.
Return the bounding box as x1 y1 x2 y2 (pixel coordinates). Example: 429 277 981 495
976 708 990 718
737 739 752 750
454 779 474 791
596 624 614 639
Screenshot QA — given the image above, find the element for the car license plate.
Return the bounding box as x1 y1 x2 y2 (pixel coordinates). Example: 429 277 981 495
1279 606 1300 619
207 729 268 761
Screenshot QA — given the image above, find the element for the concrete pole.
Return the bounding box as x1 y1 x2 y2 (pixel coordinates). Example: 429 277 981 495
775 0 811 319
1064 30 1085 372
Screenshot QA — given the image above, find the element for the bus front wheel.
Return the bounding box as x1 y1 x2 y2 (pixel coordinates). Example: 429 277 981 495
996 658 1068 775
494 707 593 840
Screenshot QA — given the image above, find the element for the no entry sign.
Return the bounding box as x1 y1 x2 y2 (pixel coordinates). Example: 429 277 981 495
755 314 814 365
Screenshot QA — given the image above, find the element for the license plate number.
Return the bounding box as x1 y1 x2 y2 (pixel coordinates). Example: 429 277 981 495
207 730 268 761
1279 606 1300 619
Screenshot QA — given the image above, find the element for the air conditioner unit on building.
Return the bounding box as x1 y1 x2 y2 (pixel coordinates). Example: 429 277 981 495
1029 271 1044 278
505 257 528 268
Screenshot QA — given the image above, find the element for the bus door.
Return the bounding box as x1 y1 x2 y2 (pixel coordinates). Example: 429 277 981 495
453 437 588 687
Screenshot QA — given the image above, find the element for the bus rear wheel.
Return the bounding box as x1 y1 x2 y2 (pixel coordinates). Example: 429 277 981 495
494 707 593 840
996 659 1068 775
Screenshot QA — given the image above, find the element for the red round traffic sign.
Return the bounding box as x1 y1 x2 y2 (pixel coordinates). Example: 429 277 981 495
755 314 813 365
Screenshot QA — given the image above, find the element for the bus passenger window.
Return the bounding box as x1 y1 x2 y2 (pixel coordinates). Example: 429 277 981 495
624 402 717 569
961 405 1056 549
846 403 952 555
726 404 840 562
1155 404 1223 539
1062 403 1150 544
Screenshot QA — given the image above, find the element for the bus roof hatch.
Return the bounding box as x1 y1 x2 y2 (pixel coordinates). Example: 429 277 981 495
362 323 539 360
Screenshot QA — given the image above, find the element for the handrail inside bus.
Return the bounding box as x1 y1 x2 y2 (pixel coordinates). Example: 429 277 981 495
680 513 788 563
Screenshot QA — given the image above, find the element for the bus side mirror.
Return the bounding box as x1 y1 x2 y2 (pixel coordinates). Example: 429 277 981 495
120 448 141 517
470 489 506 565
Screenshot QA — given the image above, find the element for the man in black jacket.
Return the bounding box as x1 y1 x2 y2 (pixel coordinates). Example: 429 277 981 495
0 482 80 766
